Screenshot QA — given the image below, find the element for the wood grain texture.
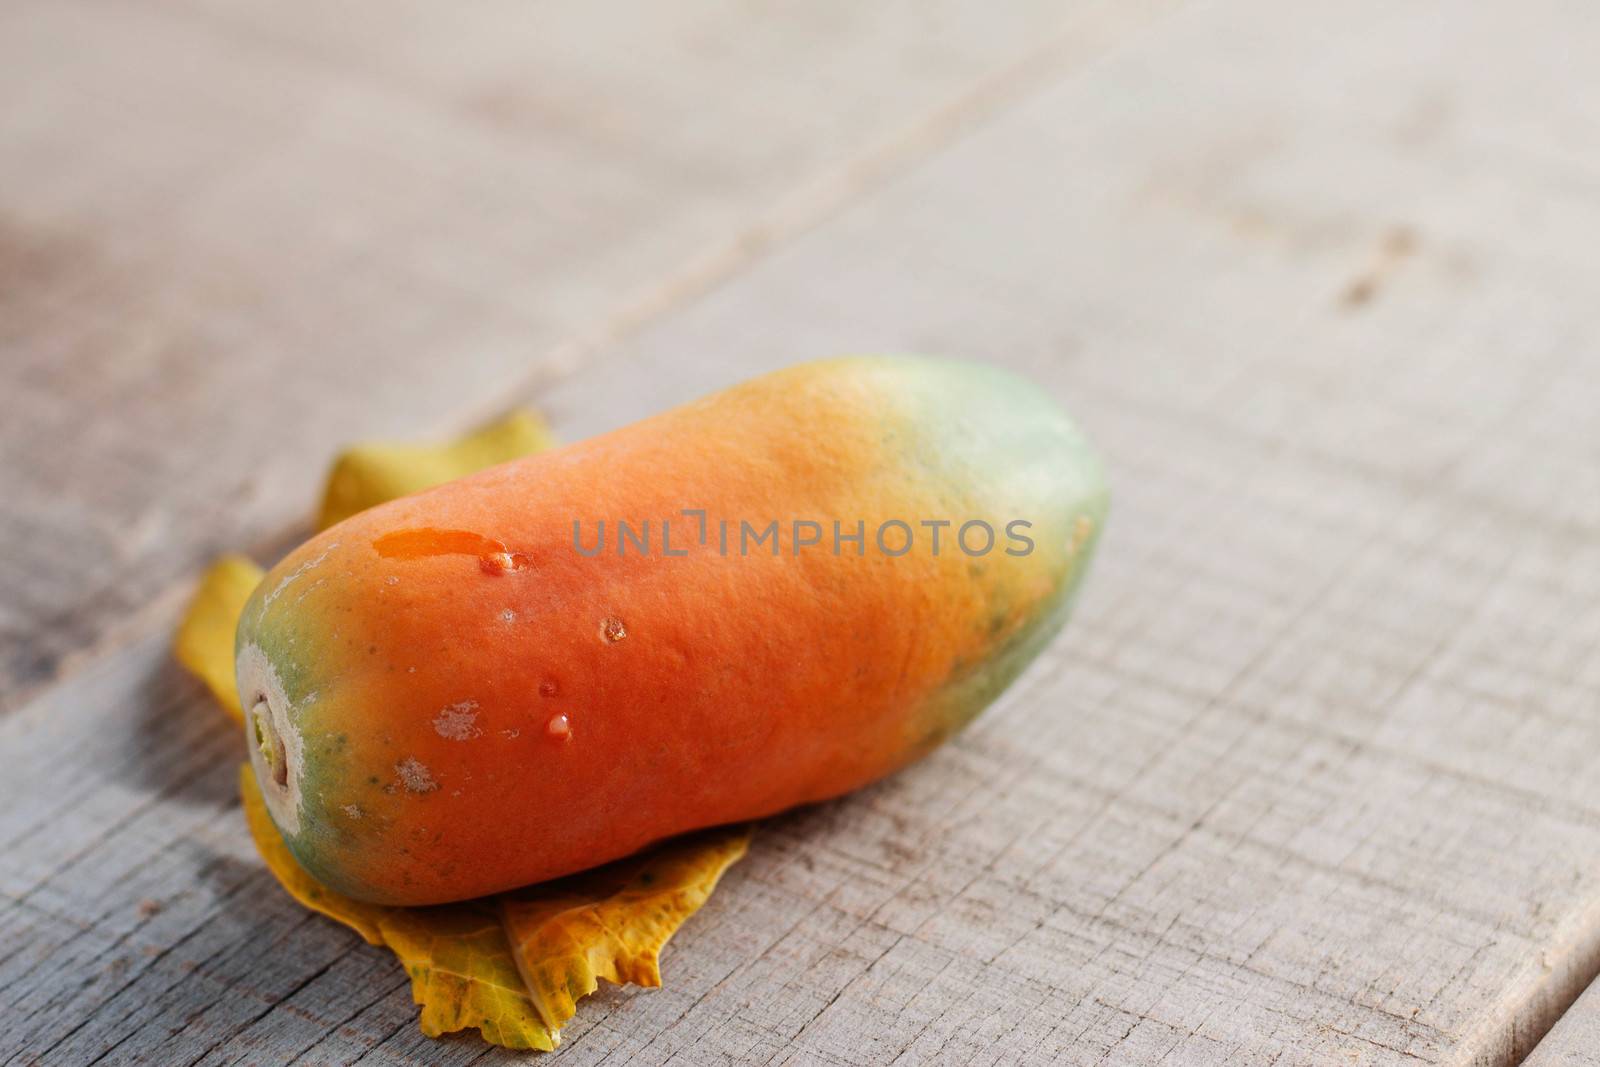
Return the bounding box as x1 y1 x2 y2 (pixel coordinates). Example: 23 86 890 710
1527 983 1600 1067
6 0 1600 1064
0 0 1169 709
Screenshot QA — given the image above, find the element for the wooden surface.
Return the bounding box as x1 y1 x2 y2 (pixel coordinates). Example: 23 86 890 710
0 0 1163 710
1528 983 1600 1067
4 0 1600 1065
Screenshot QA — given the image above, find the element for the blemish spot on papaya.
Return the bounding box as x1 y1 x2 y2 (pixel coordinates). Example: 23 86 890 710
291 576 327 606
538 680 559 697
373 528 531 574
432 700 482 741
601 616 627 642
262 543 339 606
395 757 439 793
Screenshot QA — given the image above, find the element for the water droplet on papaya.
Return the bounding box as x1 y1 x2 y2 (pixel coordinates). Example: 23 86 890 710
480 552 514 575
546 713 571 740
601 616 627 642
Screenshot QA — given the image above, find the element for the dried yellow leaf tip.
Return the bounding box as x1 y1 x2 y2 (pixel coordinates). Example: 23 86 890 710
316 409 555 530
502 826 752 1032
381 905 556 1050
173 554 265 724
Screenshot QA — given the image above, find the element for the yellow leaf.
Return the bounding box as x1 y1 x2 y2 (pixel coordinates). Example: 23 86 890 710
501 826 752 1032
316 409 556 530
173 555 265 724
380 905 556 1050
175 411 752 1050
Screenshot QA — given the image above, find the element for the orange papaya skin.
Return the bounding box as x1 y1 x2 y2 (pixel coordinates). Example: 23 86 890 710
237 357 1107 905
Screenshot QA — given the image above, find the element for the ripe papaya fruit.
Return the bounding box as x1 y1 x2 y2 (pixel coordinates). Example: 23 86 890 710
238 356 1107 905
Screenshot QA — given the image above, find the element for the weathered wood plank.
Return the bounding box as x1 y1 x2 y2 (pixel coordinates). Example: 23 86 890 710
6 0 1600 1064
1527 982 1600 1067
0 0 1169 709
422 0 1600 1060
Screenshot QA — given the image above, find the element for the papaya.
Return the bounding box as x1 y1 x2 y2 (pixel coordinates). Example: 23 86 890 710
237 356 1107 905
